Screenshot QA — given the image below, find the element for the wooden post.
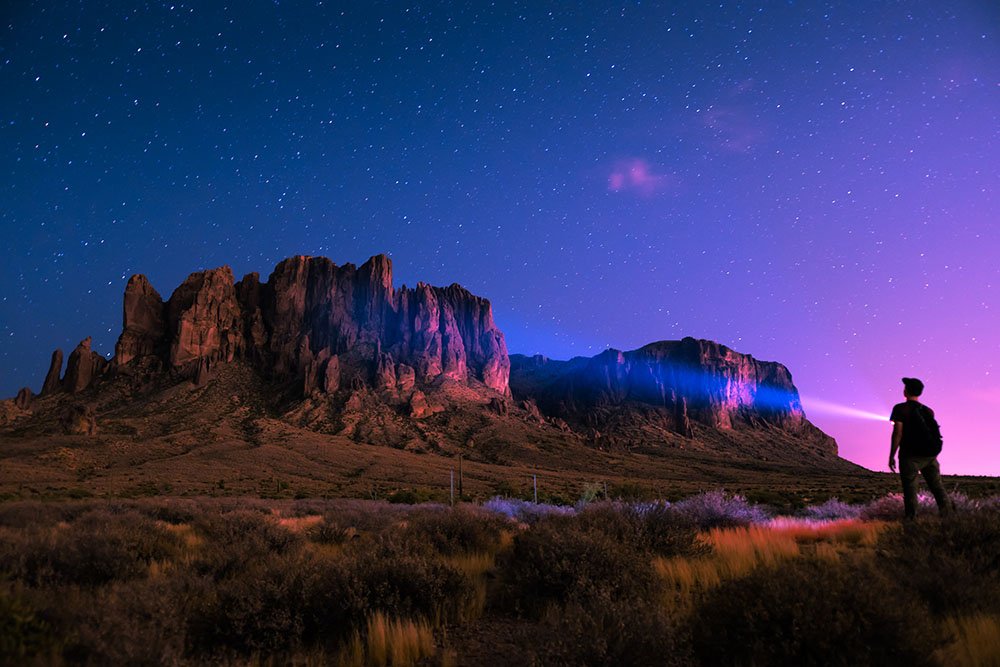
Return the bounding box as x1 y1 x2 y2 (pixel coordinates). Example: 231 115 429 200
533 474 538 504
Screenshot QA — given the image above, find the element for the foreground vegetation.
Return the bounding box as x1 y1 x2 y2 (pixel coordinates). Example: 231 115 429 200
1 492 999 666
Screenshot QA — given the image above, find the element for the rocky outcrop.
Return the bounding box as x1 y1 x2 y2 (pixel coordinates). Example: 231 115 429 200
14 387 34 410
510 337 836 455
100 255 510 398
41 349 63 395
63 337 108 393
167 266 244 367
61 403 97 435
114 274 166 365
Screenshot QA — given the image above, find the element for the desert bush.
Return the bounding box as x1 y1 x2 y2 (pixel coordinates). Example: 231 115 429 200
877 510 1000 616
0 510 182 587
799 497 862 521
673 490 771 528
307 514 354 545
689 558 939 666
482 496 574 523
575 502 703 557
339 535 476 625
186 551 313 658
860 492 939 520
498 515 660 617
55 578 187 666
522 599 689 667
401 507 511 556
0 585 60 663
190 510 302 578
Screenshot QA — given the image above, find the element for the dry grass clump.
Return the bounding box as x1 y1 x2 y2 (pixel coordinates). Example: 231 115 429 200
335 612 436 667
654 518 888 601
937 615 1000 667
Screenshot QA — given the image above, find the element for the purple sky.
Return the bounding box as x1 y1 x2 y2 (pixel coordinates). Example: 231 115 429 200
2 2 997 474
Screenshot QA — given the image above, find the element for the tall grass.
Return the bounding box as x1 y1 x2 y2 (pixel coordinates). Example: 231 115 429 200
336 612 436 667
938 615 1000 667
654 518 888 599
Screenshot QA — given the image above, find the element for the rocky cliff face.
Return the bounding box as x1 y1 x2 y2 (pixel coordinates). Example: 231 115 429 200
24 255 836 462
510 338 836 456
40 254 510 400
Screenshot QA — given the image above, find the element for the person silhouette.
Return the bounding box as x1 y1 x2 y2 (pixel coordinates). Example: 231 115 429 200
888 377 951 520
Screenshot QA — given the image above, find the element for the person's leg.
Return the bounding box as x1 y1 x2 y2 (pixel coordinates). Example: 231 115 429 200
920 458 951 516
900 457 921 520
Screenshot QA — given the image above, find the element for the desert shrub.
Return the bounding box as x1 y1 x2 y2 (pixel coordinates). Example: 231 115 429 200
307 514 354 545
860 492 940 520
401 507 511 556
525 599 690 667
482 496 574 523
673 490 771 528
0 502 74 529
799 497 862 521
339 535 475 624
186 551 313 657
133 498 200 525
877 510 1000 616
303 500 411 535
190 510 302 578
0 586 60 663
689 558 939 666
0 510 182 587
54 577 187 666
498 516 660 617
575 502 703 557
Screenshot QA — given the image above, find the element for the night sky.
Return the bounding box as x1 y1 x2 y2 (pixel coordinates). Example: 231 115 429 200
2 2 998 475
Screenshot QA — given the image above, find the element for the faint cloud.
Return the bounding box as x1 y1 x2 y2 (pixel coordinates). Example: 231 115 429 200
702 106 764 153
700 78 766 153
607 158 674 196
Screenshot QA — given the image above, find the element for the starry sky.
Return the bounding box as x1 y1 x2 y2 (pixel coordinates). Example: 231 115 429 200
2 2 998 475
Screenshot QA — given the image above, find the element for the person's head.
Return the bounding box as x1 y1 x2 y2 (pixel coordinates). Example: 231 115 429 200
902 377 924 399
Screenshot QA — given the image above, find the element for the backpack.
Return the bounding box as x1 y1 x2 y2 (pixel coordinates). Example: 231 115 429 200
908 403 943 457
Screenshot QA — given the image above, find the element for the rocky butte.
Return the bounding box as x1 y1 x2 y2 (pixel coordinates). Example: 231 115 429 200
6 253 837 464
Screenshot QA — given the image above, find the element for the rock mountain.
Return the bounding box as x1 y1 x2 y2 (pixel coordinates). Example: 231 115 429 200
7 254 837 464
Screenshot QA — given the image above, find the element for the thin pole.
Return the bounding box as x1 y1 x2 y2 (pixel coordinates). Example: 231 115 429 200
458 453 464 500
450 469 454 507
533 474 537 504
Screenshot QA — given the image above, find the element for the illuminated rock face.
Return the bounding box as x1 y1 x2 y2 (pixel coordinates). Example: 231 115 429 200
99 254 510 396
510 338 826 446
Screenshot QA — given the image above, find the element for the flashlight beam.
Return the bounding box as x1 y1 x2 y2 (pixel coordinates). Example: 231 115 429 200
800 396 888 422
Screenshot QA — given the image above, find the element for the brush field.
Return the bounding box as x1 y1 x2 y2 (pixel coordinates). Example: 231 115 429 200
2 491 999 666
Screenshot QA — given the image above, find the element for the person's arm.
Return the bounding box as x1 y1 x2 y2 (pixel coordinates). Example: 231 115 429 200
889 422 902 471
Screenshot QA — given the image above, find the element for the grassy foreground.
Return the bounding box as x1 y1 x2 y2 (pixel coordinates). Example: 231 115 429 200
1 492 999 666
